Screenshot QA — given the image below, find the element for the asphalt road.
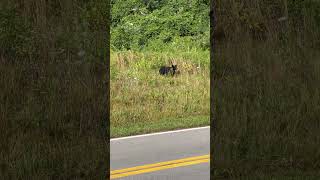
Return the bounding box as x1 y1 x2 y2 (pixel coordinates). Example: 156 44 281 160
110 126 210 180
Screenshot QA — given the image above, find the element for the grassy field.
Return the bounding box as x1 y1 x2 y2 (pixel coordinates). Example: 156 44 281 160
110 50 210 137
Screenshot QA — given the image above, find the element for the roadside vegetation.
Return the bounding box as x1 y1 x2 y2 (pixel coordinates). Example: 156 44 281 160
110 0 211 137
212 0 320 178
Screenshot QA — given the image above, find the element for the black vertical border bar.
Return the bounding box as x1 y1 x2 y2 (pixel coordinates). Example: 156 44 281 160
94 0 111 178
209 0 215 178
105 0 111 178
96 0 111 178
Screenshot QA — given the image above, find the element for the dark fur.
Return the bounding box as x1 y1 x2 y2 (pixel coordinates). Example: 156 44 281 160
159 65 177 76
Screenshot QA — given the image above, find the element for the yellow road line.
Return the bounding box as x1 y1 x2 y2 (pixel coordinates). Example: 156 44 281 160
111 154 209 175
110 154 210 179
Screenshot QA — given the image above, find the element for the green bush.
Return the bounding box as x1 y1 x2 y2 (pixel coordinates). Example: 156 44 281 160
111 0 210 51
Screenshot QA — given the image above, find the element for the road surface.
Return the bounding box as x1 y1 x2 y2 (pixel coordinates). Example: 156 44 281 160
110 126 210 180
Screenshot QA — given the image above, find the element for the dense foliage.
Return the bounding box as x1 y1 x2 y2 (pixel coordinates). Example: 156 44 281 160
111 0 210 51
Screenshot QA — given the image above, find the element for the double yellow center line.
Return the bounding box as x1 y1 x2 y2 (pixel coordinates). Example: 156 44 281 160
110 154 210 179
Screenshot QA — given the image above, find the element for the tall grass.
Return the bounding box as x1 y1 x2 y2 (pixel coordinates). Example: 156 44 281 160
0 1 108 179
110 50 210 137
212 0 320 178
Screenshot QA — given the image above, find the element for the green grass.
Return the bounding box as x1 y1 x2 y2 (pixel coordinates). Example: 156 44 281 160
110 50 210 137
111 115 209 138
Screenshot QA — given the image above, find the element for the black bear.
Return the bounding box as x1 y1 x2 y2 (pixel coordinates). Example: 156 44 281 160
159 64 177 76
